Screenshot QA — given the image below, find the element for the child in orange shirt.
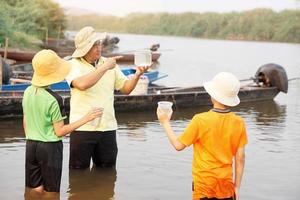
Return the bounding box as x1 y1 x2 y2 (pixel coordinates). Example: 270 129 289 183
157 72 247 200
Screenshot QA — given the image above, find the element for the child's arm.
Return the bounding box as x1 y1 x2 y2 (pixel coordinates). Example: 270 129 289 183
234 147 245 200
157 108 186 151
53 108 102 137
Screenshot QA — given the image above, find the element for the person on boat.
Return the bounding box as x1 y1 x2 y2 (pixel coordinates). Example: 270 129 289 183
65 26 149 169
22 50 102 198
157 72 248 200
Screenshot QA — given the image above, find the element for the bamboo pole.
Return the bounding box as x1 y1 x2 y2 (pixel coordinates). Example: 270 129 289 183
56 25 61 47
45 27 48 47
4 37 8 60
0 55 2 90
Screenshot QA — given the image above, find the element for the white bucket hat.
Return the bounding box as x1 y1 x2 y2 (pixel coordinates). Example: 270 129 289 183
203 72 240 106
72 26 107 58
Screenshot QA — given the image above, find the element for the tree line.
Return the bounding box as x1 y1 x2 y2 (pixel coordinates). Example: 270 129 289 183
0 2 299 49
67 9 300 43
0 0 66 49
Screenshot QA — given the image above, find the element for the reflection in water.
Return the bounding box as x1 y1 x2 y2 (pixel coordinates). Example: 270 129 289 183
24 188 60 200
68 167 116 200
117 100 286 127
0 34 299 199
0 119 24 143
236 100 287 154
117 100 287 154
237 100 286 126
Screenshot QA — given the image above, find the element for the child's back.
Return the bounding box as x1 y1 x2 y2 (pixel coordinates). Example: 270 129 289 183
157 72 247 200
23 50 102 198
23 85 66 142
179 109 247 198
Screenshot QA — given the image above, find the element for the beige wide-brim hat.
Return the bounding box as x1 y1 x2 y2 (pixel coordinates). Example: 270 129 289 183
72 26 107 58
203 72 240 107
31 49 71 87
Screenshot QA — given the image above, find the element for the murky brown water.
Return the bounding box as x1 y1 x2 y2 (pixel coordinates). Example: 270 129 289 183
1 34 300 199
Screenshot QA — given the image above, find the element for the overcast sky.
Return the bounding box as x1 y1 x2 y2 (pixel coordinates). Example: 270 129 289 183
54 0 300 16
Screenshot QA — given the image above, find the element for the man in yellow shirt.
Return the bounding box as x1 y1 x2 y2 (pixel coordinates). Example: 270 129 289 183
66 26 148 169
157 72 247 200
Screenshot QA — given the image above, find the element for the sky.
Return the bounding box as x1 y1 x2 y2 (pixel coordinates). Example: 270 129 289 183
54 0 300 16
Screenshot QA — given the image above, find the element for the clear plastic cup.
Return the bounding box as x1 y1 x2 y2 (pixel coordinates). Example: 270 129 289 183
157 101 173 116
90 107 104 127
134 50 152 66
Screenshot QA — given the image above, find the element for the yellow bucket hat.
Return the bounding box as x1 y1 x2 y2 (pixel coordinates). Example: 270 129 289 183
31 49 71 87
72 26 107 58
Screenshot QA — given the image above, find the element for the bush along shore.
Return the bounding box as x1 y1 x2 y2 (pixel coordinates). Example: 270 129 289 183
68 8 300 43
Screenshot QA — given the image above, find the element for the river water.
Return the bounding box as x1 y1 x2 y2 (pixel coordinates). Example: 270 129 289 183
0 33 300 200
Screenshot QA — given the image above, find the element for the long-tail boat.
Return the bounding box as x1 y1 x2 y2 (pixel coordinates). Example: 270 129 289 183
0 63 288 118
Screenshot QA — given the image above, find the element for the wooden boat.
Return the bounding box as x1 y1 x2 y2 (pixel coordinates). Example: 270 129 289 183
0 49 69 62
0 50 161 63
0 63 288 118
7 63 167 85
0 84 283 118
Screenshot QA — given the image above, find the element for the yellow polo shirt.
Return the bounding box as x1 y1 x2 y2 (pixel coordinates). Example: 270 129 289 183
66 57 128 131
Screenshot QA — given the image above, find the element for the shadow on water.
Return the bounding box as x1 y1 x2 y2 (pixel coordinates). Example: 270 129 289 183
68 167 116 200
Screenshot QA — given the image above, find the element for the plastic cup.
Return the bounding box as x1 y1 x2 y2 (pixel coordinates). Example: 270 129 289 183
90 107 104 127
134 50 152 66
157 101 173 116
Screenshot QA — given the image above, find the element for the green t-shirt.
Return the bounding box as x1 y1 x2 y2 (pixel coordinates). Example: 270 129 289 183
22 86 67 142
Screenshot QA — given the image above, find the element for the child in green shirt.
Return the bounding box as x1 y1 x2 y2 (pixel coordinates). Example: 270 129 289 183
22 50 102 198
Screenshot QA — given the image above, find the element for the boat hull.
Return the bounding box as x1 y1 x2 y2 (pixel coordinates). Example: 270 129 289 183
0 50 161 63
0 86 280 118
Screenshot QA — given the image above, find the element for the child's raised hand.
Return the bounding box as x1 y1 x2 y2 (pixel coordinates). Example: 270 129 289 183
156 107 172 124
85 107 103 122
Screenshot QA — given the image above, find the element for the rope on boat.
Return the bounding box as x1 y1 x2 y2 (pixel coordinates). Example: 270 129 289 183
288 77 300 81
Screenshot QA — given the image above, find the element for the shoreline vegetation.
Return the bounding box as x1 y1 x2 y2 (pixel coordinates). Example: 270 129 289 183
68 9 300 44
0 0 66 50
0 0 299 50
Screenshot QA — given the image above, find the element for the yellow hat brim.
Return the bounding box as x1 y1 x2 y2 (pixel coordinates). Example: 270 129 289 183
31 58 71 87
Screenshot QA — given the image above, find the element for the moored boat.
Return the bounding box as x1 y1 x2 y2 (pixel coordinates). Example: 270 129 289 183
0 49 69 62
5 63 167 86
0 64 288 118
0 49 161 63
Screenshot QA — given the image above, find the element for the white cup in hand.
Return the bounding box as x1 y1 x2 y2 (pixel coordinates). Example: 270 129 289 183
90 107 104 127
157 101 173 116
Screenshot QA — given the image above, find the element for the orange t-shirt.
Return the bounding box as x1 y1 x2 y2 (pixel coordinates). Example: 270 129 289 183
178 110 247 199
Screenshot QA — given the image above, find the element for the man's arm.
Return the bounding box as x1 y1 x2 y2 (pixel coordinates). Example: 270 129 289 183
234 147 246 200
71 57 120 90
120 66 149 94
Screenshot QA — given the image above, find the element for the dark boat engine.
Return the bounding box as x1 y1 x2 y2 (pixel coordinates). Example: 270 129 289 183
255 63 288 93
0 56 12 84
